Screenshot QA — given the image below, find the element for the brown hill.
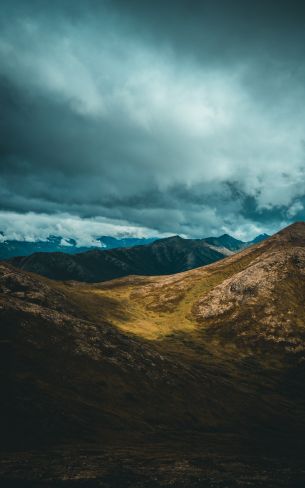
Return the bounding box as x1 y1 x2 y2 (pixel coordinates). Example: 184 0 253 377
2 222 305 485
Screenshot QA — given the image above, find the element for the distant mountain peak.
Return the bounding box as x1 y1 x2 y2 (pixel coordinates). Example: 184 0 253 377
203 234 244 252
154 235 184 244
218 233 243 242
250 233 270 244
219 233 236 238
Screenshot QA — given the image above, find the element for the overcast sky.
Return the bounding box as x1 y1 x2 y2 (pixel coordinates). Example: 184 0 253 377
1 0 305 243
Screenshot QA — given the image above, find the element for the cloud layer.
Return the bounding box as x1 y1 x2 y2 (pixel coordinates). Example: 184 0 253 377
0 211 168 246
1 0 305 240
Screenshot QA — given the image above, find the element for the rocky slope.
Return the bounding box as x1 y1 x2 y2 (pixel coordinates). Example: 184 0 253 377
1 222 305 485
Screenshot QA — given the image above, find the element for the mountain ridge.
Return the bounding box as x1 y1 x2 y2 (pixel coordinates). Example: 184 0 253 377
0 231 268 260
0 234 158 259
6 232 269 283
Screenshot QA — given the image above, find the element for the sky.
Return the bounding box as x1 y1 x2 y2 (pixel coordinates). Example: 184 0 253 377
1 0 305 244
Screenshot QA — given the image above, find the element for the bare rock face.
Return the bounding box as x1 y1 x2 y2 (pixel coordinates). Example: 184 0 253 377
193 251 285 320
191 224 305 352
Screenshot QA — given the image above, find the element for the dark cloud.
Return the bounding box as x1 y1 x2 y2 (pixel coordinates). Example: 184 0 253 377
1 0 305 240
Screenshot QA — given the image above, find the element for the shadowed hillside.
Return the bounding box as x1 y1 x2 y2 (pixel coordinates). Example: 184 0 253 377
1 222 305 486
8 235 232 282
7 233 268 283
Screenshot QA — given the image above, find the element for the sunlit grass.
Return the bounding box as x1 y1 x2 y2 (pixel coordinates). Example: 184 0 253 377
54 243 266 341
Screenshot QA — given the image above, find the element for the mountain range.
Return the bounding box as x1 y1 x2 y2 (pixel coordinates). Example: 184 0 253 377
7 233 269 282
0 232 268 261
1 222 305 485
0 234 157 259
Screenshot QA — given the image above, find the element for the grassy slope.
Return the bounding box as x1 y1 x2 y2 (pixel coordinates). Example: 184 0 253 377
45 223 305 439
61 223 305 348
58 241 265 340
2 223 305 453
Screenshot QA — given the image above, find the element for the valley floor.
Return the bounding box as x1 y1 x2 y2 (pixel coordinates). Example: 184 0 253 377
1 435 305 488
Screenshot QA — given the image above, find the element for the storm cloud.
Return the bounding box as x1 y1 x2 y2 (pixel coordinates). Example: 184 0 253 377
1 0 305 241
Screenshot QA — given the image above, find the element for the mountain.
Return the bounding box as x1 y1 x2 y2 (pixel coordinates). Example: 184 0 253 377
250 232 270 244
0 234 157 259
203 232 270 251
203 233 246 251
97 235 157 249
0 231 269 262
1 222 305 485
7 233 269 283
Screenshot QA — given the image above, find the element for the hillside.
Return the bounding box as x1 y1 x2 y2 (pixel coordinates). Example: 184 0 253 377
91 222 305 347
7 233 268 283
1 222 305 485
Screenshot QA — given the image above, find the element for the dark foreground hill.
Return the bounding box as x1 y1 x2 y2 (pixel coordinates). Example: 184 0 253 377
1 223 305 486
7 233 267 282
